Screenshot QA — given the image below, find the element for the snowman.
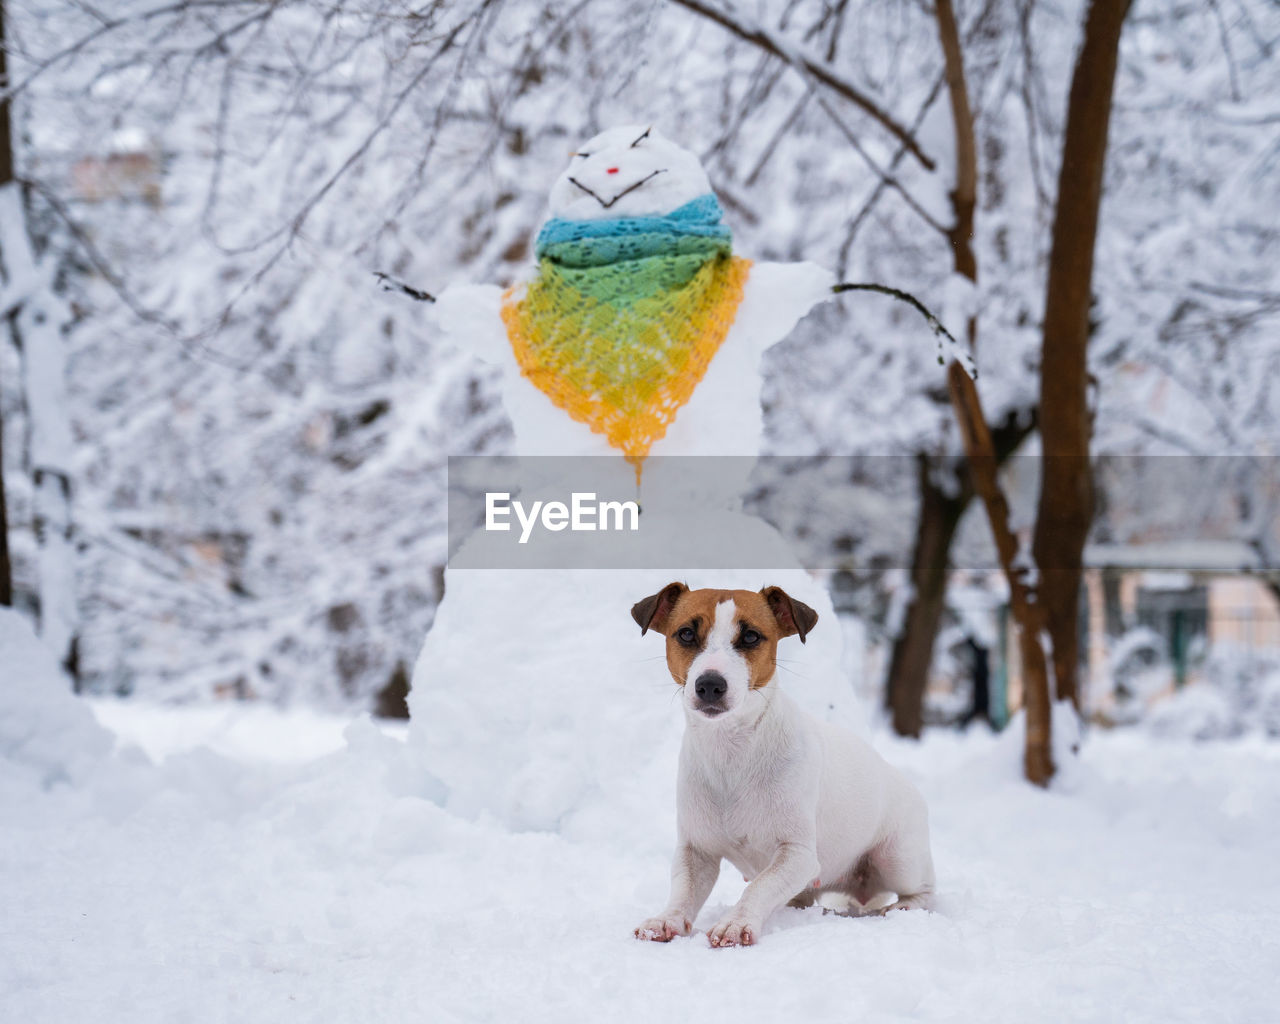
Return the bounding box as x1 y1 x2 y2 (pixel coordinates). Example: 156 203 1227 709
406 126 862 836
427 125 837 466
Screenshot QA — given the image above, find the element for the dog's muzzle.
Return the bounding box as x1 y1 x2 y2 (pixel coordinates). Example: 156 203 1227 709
693 671 728 715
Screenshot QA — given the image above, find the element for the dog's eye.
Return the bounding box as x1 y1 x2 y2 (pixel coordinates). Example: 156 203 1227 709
676 626 697 645
739 629 762 648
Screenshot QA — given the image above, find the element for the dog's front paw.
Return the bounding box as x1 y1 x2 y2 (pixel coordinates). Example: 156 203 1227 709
634 913 692 942
707 916 760 948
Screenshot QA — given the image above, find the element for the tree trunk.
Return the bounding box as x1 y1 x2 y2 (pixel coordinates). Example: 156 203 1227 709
1101 566 1124 635
1032 0 1133 710
881 0 978 742
948 365 1056 784
0 0 11 188
2 182 78 678
0 0 79 676
0 0 12 607
886 454 971 737
935 0 1054 783
885 410 1035 737
0 404 10 607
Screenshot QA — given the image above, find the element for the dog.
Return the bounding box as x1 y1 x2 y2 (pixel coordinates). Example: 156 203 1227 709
631 583 936 947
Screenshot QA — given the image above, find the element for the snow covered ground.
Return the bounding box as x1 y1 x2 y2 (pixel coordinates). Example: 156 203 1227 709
3 610 1279 1023
85 697 406 766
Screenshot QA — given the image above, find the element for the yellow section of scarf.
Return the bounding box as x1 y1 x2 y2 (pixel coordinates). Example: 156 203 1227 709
501 254 751 481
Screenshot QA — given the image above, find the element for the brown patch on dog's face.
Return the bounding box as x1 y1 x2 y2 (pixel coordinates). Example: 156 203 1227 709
660 588 723 688
721 590 784 690
632 585 818 692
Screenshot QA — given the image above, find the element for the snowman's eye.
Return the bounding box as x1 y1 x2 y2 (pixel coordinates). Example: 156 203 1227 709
630 127 651 148
575 152 591 159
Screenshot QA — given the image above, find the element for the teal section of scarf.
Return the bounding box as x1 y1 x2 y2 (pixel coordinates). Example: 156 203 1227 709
533 194 733 303
535 194 731 267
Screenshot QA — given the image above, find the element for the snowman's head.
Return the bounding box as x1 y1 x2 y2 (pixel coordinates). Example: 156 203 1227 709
546 126 712 222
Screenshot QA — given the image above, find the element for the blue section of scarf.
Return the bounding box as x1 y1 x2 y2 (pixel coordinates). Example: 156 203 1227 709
534 194 731 268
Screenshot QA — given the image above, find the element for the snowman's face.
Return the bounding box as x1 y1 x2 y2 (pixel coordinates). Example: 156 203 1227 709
546 126 712 221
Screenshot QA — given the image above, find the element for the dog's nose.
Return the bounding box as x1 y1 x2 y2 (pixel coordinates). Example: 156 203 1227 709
694 671 728 703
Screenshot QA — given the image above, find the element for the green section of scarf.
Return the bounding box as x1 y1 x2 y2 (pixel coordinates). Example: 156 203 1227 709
501 195 750 476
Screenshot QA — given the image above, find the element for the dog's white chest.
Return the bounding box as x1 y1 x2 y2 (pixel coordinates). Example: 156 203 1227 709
689 805 781 877
681 758 813 874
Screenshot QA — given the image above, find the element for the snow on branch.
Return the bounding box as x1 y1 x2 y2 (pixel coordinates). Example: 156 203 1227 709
0 185 44 315
666 0 936 172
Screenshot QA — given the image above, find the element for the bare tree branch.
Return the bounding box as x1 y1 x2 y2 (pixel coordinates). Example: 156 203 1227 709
836 73 945 274
1190 281 1280 304
1206 0 1243 101
665 0 936 171
1016 0 1055 211
2 0 263 103
810 88 949 236
198 7 482 258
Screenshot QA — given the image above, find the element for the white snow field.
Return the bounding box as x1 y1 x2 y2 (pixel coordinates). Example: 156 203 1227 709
3 605 1279 1024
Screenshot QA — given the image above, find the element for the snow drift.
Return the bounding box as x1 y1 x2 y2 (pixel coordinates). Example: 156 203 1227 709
0 608 111 786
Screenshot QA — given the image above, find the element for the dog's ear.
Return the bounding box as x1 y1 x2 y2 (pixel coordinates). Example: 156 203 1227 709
760 586 819 644
631 582 688 636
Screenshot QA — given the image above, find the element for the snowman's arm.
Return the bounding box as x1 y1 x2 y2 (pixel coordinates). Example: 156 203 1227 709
831 282 954 343
829 278 975 378
374 272 436 303
376 271 511 366
739 261 837 356
430 283 512 365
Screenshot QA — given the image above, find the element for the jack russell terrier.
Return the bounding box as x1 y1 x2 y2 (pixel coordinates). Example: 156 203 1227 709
631 583 936 947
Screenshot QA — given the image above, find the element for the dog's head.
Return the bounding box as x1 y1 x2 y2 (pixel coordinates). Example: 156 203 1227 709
631 583 818 721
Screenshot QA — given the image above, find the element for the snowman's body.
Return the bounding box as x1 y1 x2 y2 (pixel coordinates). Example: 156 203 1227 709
407 128 853 835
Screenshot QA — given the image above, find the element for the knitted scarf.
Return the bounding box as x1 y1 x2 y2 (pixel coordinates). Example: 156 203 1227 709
501 194 750 479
